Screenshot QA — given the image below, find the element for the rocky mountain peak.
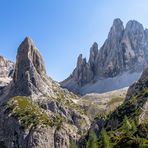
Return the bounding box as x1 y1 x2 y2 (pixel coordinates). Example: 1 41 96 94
89 42 98 62
123 20 145 42
77 54 84 67
20 36 34 48
10 37 53 97
15 36 46 79
126 20 143 31
113 18 123 26
108 18 124 41
0 38 90 148
61 18 148 95
72 53 93 86
89 42 98 75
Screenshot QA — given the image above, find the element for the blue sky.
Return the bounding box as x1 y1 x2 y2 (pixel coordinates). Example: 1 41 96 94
0 0 148 81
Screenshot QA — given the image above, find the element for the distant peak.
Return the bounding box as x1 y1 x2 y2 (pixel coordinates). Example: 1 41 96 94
90 42 98 57
92 42 98 48
78 54 83 59
107 18 124 41
25 36 34 43
127 20 141 25
19 36 35 50
77 54 83 63
113 18 123 26
126 20 143 29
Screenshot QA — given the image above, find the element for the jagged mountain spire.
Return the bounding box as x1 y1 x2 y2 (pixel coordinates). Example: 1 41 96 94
14 37 46 82
61 18 148 95
0 37 90 148
108 18 124 42
9 37 54 97
89 42 98 74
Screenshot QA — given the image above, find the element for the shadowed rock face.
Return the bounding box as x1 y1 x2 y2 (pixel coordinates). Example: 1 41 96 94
14 37 46 82
61 18 148 95
12 37 54 97
72 54 93 86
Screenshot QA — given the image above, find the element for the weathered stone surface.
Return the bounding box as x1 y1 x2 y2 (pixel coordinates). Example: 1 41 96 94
61 19 148 95
72 54 93 86
12 37 55 97
0 108 55 148
0 56 14 87
0 37 90 148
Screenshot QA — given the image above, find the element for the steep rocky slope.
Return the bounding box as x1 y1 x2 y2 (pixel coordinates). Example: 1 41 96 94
86 67 148 147
77 87 128 120
61 18 148 95
0 37 90 148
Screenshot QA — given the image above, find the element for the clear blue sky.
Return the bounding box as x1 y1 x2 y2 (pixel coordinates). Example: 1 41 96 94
0 0 148 81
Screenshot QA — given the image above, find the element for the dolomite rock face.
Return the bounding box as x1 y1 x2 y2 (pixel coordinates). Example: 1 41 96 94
72 54 93 86
61 19 148 95
12 37 55 97
0 56 14 87
0 37 90 148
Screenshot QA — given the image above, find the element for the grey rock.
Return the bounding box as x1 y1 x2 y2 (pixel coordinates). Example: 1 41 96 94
0 37 90 148
72 54 93 86
0 56 14 87
0 106 56 148
88 42 98 75
12 37 55 97
61 18 148 95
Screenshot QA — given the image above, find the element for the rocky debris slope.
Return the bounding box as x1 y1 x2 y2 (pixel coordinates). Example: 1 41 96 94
77 87 128 120
86 67 148 147
0 56 14 88
61 18 148 95
0 37 90 148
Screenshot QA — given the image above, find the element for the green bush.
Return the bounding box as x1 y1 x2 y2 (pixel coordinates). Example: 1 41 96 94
100 128 112 148
7 96 53 129
87 131 98 148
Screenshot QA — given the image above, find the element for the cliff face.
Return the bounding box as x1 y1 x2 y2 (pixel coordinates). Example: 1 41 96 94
0 56 14 89
61 19 148 95
12 37 55 97
0 37 90 148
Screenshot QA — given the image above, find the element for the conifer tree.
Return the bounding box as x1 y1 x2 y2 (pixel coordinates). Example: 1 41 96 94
87 131 98 148
100 128 111 148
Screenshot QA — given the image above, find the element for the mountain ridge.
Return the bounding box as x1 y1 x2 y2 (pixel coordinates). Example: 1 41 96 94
61 18 148 95
0 37 90 148
0 32 148 147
